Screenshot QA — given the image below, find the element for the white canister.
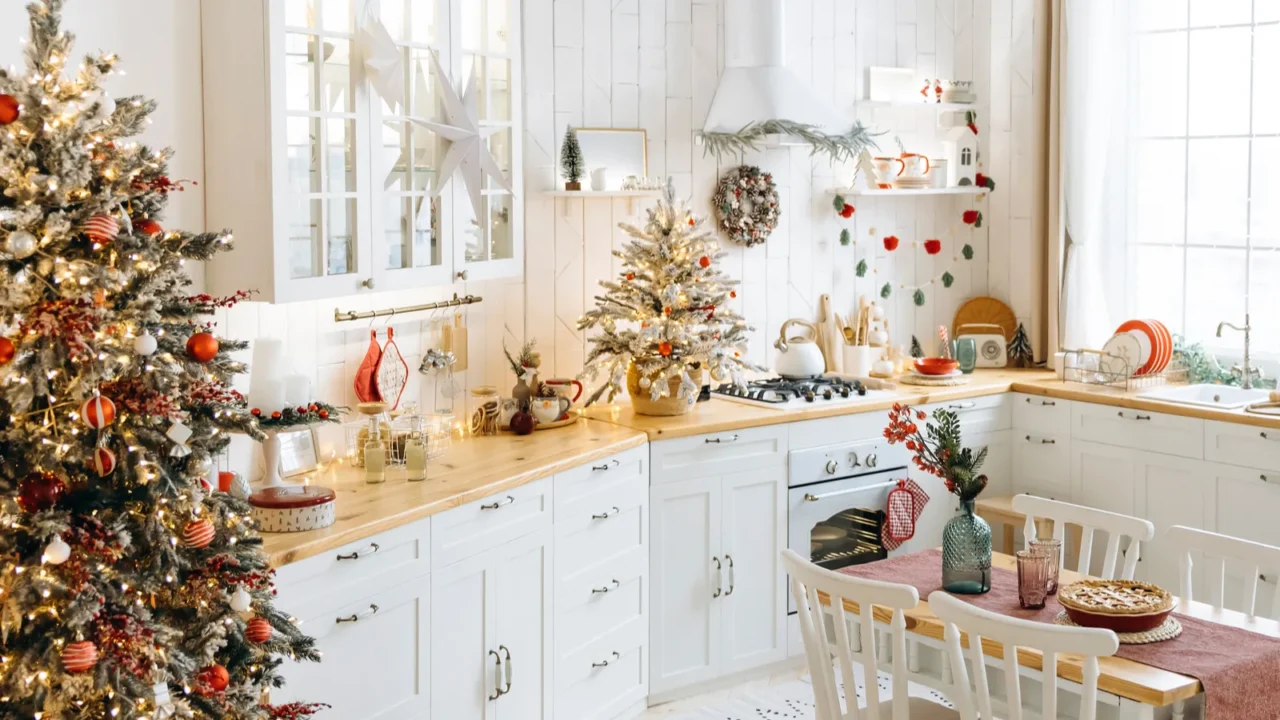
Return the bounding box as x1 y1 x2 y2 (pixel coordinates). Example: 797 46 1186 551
590 167 609 191
843 345 875 378
930 159 949 188
248 485 337 533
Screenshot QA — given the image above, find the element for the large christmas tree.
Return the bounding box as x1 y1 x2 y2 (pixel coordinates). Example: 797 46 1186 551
579 181 757 405
0 2 318 718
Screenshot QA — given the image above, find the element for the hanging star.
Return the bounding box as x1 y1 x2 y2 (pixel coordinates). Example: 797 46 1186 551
360 14 405 110
411 52 513 224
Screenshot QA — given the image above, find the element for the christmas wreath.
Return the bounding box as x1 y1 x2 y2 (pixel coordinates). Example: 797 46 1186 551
713 165 780 247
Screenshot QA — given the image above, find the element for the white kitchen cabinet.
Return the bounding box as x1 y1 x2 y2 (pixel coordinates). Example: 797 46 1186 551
1215 463 1280 613
1133 453 1213 591
201 0 523 303
1071 403 1204 459
431 527 552 720
720 469 787 675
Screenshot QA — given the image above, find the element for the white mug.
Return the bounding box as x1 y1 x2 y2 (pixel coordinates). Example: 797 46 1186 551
531 396 571 425
590 167 608 191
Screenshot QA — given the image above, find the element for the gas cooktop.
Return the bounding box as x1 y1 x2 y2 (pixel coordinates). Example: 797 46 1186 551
711 376 870 409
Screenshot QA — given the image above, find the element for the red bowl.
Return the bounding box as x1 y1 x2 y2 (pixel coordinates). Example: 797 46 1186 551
914 358 959 376
1062 601 1176 633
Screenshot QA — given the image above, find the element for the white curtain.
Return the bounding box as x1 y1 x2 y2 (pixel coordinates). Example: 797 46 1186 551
1060 0 1134 351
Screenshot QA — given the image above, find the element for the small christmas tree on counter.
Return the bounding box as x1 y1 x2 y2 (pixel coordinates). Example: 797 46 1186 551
579 180 758 415
1009 323 1035 368
560 127 584 190
0 2 318 718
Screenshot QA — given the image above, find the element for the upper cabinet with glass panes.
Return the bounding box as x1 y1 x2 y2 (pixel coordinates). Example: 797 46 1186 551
200 0 523 303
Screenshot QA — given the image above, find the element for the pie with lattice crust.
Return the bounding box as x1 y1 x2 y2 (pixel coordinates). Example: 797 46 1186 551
1059 579 1174 620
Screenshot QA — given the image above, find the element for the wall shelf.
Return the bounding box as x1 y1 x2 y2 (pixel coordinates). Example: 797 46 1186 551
829 186 985 197
853 100 980 111
543 189 663 216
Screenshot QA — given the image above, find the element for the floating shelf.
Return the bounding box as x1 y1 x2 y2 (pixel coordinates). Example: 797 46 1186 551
543 189 663 216
853 100 980 111
829 186 985 197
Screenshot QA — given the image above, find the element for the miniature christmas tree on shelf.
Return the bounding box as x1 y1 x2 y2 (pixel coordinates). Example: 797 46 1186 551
0 2 319 717
578 180 758 415
1009 323 1035 368
560 127 584 190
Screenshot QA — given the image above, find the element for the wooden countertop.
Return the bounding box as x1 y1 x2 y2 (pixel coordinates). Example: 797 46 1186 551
262 418 648 567
584 369 1280 439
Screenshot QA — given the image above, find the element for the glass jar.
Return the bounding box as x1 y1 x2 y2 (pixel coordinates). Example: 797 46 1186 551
942 498 992 594
469 386 499 436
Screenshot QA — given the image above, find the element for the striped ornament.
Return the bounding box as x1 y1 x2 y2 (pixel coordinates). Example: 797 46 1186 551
92 446 116 476
80 395 116 429
182 519 215 549
83 213 120 244
245 617 272 643
62 641 98 673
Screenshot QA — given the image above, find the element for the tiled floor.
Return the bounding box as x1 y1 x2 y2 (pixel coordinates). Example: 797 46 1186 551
635 668 810 718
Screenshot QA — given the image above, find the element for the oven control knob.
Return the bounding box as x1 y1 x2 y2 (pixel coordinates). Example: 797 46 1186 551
865 454 878 468
847 452 860 467
824 460 839 475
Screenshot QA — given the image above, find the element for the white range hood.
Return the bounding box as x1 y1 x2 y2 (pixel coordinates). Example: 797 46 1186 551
703 0 847 138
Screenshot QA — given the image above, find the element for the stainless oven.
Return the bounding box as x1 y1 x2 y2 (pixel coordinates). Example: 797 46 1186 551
787 438 909 614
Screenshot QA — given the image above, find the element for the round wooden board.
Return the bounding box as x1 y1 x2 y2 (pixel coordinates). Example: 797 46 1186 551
953 296 1017 342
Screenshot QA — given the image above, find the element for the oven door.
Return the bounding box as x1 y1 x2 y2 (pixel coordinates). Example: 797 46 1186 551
787 469 901 614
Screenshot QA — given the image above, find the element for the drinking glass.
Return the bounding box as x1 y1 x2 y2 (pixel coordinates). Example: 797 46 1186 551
1016 550 1051 609
1030 538 1062 595
952 338 977 374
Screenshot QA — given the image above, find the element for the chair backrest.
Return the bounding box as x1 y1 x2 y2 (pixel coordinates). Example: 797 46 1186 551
1012 494 1155 580
1165 525 1280 619
929 591 1118 720
781 549 920 720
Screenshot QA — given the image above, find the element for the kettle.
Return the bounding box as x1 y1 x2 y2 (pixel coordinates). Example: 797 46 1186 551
774 319 827 379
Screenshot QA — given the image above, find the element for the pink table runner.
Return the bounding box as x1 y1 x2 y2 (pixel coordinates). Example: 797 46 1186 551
839 549 1280 719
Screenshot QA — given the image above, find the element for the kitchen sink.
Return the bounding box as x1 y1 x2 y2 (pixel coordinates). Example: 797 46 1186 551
1136 384 1270 410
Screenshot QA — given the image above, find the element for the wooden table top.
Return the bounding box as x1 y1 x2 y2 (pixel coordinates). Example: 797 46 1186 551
261 418 647 567
821 552 1280 707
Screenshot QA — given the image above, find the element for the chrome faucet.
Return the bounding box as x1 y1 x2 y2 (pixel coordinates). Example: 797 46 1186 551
1216 315 1256 389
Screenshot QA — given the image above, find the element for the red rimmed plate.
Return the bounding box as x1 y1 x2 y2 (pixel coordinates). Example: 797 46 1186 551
1147 319 1172 374
1115 320 1159 376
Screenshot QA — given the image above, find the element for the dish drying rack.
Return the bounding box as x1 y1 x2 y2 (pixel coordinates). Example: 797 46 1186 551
1061 349 1188 392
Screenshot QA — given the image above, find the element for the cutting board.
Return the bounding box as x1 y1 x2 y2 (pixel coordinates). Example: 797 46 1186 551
953 297 1017 342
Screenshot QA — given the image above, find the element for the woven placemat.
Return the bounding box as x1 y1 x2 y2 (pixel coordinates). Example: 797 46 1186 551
897 373 972 387
1053 611 1183 644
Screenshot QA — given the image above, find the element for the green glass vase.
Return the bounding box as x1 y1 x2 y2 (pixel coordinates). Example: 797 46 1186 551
942 498 992 594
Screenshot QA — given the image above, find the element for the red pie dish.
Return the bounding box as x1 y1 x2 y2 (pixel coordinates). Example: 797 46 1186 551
1058 579 1176 633
915 357 959 376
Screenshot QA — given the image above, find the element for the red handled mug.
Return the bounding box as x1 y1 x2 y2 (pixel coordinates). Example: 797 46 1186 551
543 378 583 404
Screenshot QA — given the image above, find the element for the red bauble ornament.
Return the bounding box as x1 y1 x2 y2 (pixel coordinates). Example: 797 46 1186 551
18 472 66 512
730 290 737 298
318 409 329 420
698 255 711 268
245 617 272 643
92 446 117 477
133 217 162 236
62 641 98 673
510 411 535 435
962 210 979 225
186 332 219 363
271 411 282 419
308 404 318 412
625 272 635 281
80 395 117 429
0 94 19 125
883 235 900 251
198 664 230 693
687 217 695 226
83 214 120 244
658 342 673 357
0 337 14 365
183 519 216 549
663 307 672 316
924 239 942 255
250 408 261 416
839 203 855 218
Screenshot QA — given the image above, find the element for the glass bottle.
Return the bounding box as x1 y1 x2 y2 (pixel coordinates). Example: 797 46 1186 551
942 498 992 594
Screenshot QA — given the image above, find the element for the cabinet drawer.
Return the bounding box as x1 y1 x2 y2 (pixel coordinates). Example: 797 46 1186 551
1013 393 1071 437
556 484 646 571
556 548 646 655
1072 404 1204 459
555 616 647 720
650 425 788 485
1012 432 1070 494
432 477 552 568
555 445 647 520
920 393 1012 435
275 518 429 617
1206 421 1280 473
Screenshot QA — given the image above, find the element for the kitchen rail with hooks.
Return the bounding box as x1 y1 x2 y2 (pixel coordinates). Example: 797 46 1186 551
333 293 483 323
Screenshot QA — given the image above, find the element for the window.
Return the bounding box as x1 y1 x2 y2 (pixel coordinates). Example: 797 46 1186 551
961 147 972 166
1126 1 1279 357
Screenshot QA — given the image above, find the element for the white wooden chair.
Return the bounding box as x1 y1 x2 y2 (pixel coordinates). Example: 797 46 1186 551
929 591 1119 720
1166 525 1280 619
781 549 955 720
1012 494 1155 580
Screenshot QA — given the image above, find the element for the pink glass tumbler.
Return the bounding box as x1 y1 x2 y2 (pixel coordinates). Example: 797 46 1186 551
1030 538 1062 595
1017 550 1052 609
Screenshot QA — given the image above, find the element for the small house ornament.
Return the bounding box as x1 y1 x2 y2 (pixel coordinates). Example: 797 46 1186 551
943 126 979 187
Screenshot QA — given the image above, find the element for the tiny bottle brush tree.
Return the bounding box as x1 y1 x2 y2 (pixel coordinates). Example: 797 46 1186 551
0 2 319 718
578 181 758 414
1008 322 1035 368
560 127 584 190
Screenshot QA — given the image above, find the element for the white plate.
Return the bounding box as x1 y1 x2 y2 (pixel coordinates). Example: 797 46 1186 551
1126 329 1152 373
1101 333 1142 378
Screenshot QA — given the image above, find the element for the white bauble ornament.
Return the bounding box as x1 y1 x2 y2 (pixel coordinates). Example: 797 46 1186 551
189 455 214 478
229 473 252 500
6 230 37 259
639 376 652 389
95 93 116 123
133 332 158 356
43 536 71 565
229 586 252 613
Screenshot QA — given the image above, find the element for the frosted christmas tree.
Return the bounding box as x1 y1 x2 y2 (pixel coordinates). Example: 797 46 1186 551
0 2 319 717
579 181 757 415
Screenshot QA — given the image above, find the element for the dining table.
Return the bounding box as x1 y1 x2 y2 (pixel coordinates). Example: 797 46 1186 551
819 550 1280 719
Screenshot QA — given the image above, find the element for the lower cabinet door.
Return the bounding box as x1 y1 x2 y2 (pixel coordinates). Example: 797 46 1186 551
495 528 553 720
720 468 786 675
275 578 430 719
431 552 497 720
1135 454 1213 590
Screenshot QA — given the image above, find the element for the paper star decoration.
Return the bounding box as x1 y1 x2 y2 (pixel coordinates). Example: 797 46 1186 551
412 52 514 224
360 15 405 110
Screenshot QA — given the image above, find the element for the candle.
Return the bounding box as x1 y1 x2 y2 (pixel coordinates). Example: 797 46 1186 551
364 443 387 484
247 339 286 412
283 374 311 407
405 439 427 482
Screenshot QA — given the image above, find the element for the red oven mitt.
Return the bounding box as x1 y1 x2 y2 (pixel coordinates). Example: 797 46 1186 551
375 327 409 410
354 329 384 403
883 478 930 551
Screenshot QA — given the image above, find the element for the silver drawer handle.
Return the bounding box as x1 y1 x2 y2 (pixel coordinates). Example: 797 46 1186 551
724 554 735 596
1024 435 1056 445
1117 411 1151 421
481 495 515 510
1025 398 1056 406
592 506 621 520
591 459 620 471
488 649 504 700
336 542 380 561
705 434 739 444
336 603 379 624
592 579 621 595
948 402 976 410
712 556 723 598
592 651 621 668
500 645 513 695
